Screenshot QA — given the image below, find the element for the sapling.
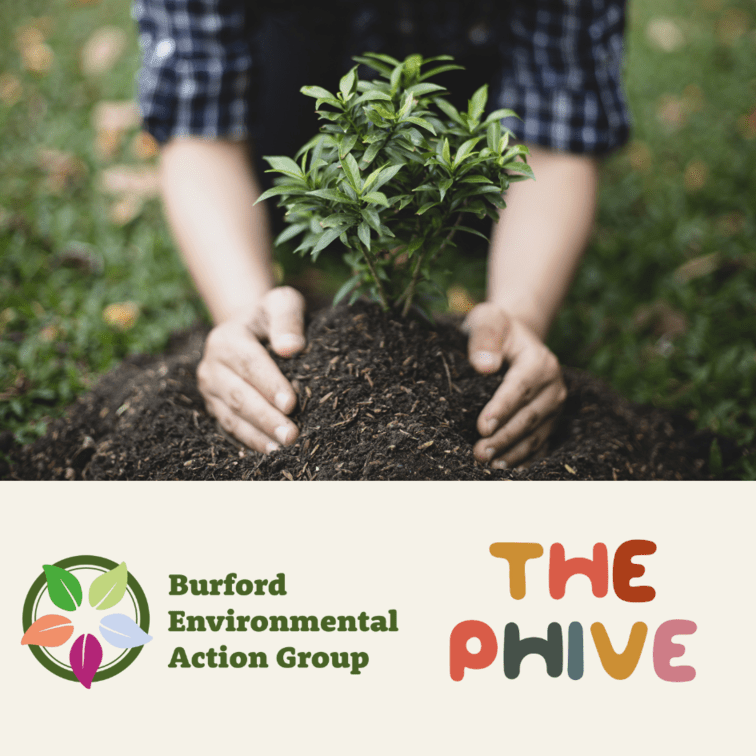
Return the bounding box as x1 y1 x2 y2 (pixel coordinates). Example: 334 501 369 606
255 52 534 318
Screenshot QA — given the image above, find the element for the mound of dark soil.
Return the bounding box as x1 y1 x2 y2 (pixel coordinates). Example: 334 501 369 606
8 301 736 481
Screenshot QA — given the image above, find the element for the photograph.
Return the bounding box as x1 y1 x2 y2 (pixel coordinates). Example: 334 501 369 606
1 0 754 480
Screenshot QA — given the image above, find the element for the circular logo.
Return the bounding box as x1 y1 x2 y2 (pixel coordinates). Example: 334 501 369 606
22 556 151 688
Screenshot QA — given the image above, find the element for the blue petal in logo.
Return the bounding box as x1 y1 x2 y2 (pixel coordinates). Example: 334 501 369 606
99 613 153 649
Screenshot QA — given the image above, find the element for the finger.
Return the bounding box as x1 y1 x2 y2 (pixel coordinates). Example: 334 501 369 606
477 349 561 436
256 286 306 357
212 363 299 446
205 323 299 414
474 381 564 462
205 395 281 455
491 416 557 470
463 302 509 374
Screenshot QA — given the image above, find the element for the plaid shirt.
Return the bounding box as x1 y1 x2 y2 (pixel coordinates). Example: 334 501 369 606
133 0 630 155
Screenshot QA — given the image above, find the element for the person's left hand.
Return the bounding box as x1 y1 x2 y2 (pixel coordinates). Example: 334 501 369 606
463 302 567 469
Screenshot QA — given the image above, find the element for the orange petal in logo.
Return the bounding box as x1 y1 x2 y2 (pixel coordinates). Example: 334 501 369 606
21 615 74 647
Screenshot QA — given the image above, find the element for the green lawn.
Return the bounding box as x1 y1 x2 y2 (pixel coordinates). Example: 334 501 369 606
1 0 754 477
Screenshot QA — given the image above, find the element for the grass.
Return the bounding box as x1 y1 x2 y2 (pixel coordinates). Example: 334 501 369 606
1 0 754 477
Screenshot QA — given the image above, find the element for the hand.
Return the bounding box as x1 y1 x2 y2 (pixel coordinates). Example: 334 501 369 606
197 286 306 453
463 302 567 469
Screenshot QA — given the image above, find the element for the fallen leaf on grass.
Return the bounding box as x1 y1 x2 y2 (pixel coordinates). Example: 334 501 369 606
626 141 652 173
109 194 145 225
37 148 87 193
21 42 54 75
93 100 141 133
131 130 159 160
633 301 688 340
646 18 685 52
674 252 721 283
684 159 709 192
715 8 751 46
99 164 159 197
737 109 756 140
39 324 60 342
103 301 140 330
656 94 687 131
81 26 127 77
447 285 476 314
0 73 23 105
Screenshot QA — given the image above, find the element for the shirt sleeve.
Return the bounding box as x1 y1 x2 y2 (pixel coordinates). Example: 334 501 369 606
496 0 631 155
132 0 253 144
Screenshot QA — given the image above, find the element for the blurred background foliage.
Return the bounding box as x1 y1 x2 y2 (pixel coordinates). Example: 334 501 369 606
1 0 754 477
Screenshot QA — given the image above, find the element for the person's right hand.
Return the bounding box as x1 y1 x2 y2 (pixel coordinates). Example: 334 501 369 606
197 286 306 453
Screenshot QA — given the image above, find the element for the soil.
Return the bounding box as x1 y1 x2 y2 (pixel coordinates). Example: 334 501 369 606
7 301 740 481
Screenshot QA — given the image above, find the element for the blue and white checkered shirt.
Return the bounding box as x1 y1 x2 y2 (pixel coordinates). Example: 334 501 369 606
134 0 630 155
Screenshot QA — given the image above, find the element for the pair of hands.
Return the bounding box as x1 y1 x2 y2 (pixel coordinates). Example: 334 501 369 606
198 286 566 469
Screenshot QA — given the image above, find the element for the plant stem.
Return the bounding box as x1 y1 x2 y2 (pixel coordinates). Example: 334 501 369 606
399 213 463 317
359 242 390 311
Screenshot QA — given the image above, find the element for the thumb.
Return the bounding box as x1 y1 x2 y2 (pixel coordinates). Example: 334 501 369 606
261 286 306 357
463 302 509 374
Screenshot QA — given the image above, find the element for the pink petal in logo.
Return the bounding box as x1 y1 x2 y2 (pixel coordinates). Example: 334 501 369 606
69 633 103 689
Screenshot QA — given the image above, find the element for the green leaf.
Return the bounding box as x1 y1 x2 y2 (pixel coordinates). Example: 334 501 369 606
418 64 465 82
417 201 439 215
461 174 494 184
435 98 465 126
354 90 393 104
505 161 535 180
453 137 482 169
320 213 356 228
438 176 453 201
333 277 360 306
357 221 371 250
361 207 382 233
442 138 451 166
339 134 358 159
254 185 308 205
403 237 424 258
455 225 490 242
486 120 501 153
301 85 337 100
89 561 128 611
397 91 414 119
362 192 389 206
406 82 446 98
404 117 436 135
483 108 520 125
468 84 488 123
369 104 396 121
352 56 393 77
263 156 306 180
363 163 404 193
274 223 309 245
361 141 383 167
363 52 401 66
312 226 345 255
340 153 361 191
307 188 354 203
43 565 83 612
340 67 357 100
390 64 402 93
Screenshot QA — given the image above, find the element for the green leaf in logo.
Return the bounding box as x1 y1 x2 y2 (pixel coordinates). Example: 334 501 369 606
43 564 83 612
89 561 128 611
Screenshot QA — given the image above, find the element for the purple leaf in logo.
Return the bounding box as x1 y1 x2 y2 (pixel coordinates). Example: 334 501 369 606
99 613 152 649
70 633 103 689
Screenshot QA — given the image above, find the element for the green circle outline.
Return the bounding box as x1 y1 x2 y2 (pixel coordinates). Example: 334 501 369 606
22 555 151 684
